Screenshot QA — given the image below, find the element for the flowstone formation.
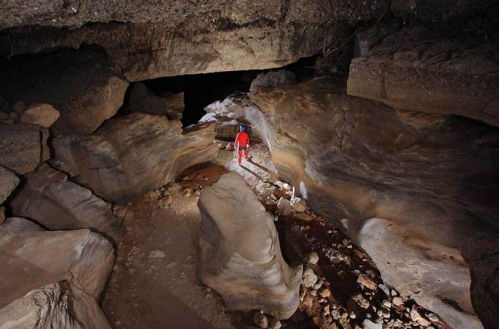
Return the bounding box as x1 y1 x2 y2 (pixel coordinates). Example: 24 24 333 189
198 172 303 319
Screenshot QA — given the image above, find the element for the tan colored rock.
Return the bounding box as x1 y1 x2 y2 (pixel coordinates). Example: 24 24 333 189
213 78 498 329
0 1 389 81
0 282 109 329
52 113 218 203
0 165 19 203
0 217 114 328
199 173 302 319
357 274 377 291
347 28 499 127
21 103 60 128
0 122 49 174
10 164 124 242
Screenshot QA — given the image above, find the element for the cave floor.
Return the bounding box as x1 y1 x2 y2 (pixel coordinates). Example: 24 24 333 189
102 144 449 329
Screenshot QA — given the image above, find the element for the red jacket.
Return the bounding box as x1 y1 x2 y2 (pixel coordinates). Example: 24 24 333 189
235 131 250 148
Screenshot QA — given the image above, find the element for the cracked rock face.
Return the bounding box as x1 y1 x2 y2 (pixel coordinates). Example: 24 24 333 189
10 163 124 242
198 173 303 319
51 112 219 203
0 217 115 329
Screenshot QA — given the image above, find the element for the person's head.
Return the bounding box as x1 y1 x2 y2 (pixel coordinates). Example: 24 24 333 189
239 125 246 132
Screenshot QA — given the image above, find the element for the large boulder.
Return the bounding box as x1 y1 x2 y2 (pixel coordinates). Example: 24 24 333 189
347 28 499 127
0 122 49 174
0 217 114 329
208 79 499 329
198 173 302 319
52 112 219 203
10 164 124 242
0 49 128 135
0 165 19 204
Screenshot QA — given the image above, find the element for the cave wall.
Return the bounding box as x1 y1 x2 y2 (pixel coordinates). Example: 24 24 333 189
1 1 499 329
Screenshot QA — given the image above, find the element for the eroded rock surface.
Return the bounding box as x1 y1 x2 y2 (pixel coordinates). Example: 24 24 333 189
207 79 499 329
0 122 49 174
52 113 218 203
20 103 61 128
0 1 390 81
198 173 302 319
0 217 114 328
347 28 499 127
10 164 124 242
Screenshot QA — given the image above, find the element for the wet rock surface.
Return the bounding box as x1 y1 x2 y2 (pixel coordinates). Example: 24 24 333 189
51 112 219 203
10 163 124 242
198 172 302 319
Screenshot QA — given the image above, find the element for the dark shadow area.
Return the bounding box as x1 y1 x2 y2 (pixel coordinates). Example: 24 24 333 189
141 56 319 127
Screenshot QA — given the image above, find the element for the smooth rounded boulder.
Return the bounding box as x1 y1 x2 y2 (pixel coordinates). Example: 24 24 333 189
198 172 302 319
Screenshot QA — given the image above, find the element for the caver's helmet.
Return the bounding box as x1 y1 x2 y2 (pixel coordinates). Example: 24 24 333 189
239 125 246 132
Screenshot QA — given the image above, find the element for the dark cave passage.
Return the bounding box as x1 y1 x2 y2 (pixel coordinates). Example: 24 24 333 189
126 56 320 126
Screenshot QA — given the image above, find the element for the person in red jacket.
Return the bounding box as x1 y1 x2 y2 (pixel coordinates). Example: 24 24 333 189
234 125 250 164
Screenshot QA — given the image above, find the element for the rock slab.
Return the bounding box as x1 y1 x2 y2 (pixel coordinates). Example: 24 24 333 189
10 164 124 242
198 173 302 319
0 217 115 329
0 122 49 174
52 112 219 203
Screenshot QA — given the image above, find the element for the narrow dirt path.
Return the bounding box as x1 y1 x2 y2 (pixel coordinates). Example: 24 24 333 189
103 144 449 329
102 164 237 329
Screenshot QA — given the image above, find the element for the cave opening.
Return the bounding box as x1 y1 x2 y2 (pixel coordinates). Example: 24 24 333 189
124 55 320 127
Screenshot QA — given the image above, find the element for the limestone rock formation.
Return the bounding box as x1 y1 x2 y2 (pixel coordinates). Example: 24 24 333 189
208 79 499 329
0 1 389 81
0 165 19 204
198 173 302 319
0 217 114 329
347 28 499 127
0 122 49 174
10 164 124 242
20 103 60 128
359 218 483 329
52 112 219 203
128 83 184 120
0 49 128 135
